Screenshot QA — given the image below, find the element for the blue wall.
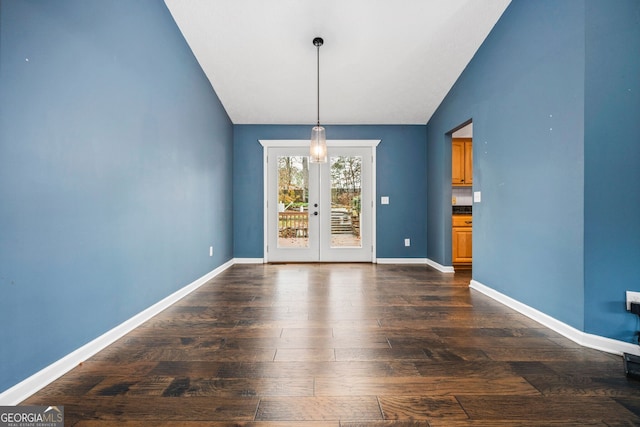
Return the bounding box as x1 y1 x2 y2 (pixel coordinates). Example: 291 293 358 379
583 0 640 341
0 0 233 393
427 0 586 329
428 0 640 343
233 125 427 259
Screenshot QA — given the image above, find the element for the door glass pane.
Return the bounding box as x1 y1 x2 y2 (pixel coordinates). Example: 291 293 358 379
330 155 362 248
277 156 309 248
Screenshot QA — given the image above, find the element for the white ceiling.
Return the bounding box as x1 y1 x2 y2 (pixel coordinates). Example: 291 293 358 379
164 0 511 125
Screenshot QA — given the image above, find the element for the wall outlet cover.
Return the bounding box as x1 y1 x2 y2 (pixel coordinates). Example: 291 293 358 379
626 291 640 311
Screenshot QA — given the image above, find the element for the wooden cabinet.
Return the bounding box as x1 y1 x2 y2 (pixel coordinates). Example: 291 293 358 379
452 138 472 186
452 215 472 264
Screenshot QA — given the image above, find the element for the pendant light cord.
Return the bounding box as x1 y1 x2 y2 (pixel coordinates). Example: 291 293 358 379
316 42 320 127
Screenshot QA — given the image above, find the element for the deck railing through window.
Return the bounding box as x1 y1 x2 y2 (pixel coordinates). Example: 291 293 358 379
278 211 308 237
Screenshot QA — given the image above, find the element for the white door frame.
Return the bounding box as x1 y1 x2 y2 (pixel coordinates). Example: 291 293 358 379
259 139 380 263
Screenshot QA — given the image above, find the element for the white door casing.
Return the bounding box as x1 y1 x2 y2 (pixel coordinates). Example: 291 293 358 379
261 140 379 262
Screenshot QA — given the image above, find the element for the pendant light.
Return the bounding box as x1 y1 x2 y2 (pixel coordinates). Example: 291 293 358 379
310 37 327 163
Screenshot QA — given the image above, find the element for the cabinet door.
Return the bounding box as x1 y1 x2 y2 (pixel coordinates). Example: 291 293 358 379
464 140 473 186
452 227 472 263
452 140 465 185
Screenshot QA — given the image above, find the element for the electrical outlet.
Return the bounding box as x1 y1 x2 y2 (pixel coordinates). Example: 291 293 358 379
626 291 640 311
404 238 410 247
209 246 213 257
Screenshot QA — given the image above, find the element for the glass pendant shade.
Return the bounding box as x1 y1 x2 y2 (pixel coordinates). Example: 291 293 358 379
310 125 327 163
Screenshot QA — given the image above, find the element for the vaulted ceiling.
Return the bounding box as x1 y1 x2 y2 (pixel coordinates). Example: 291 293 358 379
164 0 511 125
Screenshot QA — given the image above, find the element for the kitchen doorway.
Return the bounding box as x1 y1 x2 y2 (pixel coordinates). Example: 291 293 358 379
450 122 473 269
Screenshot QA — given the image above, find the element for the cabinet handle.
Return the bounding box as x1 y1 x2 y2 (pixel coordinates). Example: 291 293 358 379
465 221 472 224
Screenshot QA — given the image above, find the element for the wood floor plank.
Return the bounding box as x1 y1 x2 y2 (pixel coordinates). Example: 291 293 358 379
522 374 640 397
314 376 539 396
82 375 314 398
484 347 617 362
281 327 333 338
22 374 106 398
90 346 277 363
335 348 429 362
71 360 159 376
274 348 336 362
377 395 468 420
148 360 421 378
19 264 640 424
456 395 639 422
25 395 259 422
429 336 565 349
255 396 382 421
222 335 391 349
413 360 521 378
527 359 624 377
431 326 554 338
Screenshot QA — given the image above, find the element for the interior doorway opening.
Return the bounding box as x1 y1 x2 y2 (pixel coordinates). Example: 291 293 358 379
449 121 473 270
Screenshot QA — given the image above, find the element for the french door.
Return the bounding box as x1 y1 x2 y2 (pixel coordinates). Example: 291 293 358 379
263 141 378 262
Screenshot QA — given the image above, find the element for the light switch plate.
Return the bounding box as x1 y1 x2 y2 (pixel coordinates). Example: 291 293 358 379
473 191 481 203
381 196 389 205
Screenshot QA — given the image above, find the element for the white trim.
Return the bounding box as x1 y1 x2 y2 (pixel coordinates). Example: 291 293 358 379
376 258 455 273
0 259 235 405
377 258 429 265
470 279 640 357
262 144 269 261
233 258 265 264
370 147 377 264
426 258 455 273
259 139 381 148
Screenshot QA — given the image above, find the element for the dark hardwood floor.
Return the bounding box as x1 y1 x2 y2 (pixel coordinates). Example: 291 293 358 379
23 263 640 426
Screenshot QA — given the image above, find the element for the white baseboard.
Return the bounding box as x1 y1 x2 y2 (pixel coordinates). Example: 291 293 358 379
470 279 640 357
425 258 455 273
0 259 235 406
233 258 264 264
376 258 428 264
376 258 455 273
